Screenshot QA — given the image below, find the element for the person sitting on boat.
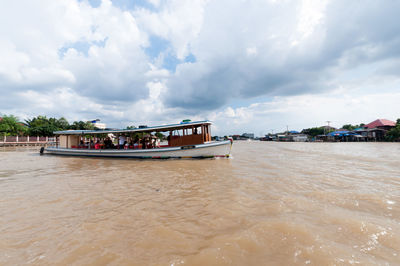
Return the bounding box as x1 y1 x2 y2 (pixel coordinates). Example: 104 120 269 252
94 140 101 150
128 138 134 149
155 138 160 148
144 136 151 149
104 137 113 149
132 136 139 149
141 137 147 149
119 135 126 149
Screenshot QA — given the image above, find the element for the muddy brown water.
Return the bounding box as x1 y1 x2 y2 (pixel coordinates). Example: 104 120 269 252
1 142 399 265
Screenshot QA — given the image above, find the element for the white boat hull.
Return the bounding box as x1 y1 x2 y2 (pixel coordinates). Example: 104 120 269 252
43 140 232 159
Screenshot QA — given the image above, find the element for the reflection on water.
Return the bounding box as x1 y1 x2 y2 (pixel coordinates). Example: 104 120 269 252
1 142 399 265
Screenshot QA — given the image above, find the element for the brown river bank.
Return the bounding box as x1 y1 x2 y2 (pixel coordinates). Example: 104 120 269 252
1 142 399 265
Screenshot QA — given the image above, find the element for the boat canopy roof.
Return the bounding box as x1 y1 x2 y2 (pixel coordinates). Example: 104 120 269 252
53 120 212 135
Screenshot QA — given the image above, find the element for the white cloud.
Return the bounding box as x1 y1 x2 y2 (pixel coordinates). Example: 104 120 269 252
0 0 150 96
135 0 207 59
296 0 328 40
246 47 258 56
13 87 122 121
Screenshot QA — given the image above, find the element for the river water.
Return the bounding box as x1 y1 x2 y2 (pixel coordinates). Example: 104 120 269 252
0 142 399 265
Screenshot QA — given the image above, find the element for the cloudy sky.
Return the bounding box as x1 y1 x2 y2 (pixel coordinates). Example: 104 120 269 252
1 0 399 136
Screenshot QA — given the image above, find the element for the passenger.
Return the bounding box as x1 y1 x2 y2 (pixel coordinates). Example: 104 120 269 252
142 137 146 149
104 137 113 149
155 138 160 148
119 135 126 149
94 140 101 150
129 138 134 148
134 142 139 149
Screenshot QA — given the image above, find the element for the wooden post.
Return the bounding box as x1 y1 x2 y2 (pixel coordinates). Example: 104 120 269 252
16 136 19 143
27 136 29 142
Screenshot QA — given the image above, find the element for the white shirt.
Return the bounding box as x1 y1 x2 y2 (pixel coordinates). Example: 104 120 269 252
119 136 126 145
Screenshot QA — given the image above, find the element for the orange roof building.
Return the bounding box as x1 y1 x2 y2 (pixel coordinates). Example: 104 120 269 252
365 119 396 129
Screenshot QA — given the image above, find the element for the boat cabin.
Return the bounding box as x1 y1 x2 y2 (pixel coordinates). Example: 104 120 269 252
54 120 212 149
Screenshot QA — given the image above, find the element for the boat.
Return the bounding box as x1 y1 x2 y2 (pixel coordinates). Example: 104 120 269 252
41 120 232 159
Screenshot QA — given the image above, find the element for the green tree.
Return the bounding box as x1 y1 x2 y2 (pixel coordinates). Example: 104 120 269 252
0 115 28 136
301 127 325 137
342 124 356 130
25 116 71 136
342 124 365 130
69 121 95 130
25 116 55 136
386 118 400 141
55 117 69 129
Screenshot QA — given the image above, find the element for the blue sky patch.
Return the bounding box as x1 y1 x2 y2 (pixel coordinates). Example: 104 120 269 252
81 0 157 11
162 53 197 72
184 53 196 63
145 35 197 71
82 0 101 8
58 38 108 59
144 35 170 59
162 53 181 72
111 0 157 11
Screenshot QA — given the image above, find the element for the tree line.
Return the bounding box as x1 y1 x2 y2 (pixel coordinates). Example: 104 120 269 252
0 115 95 136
